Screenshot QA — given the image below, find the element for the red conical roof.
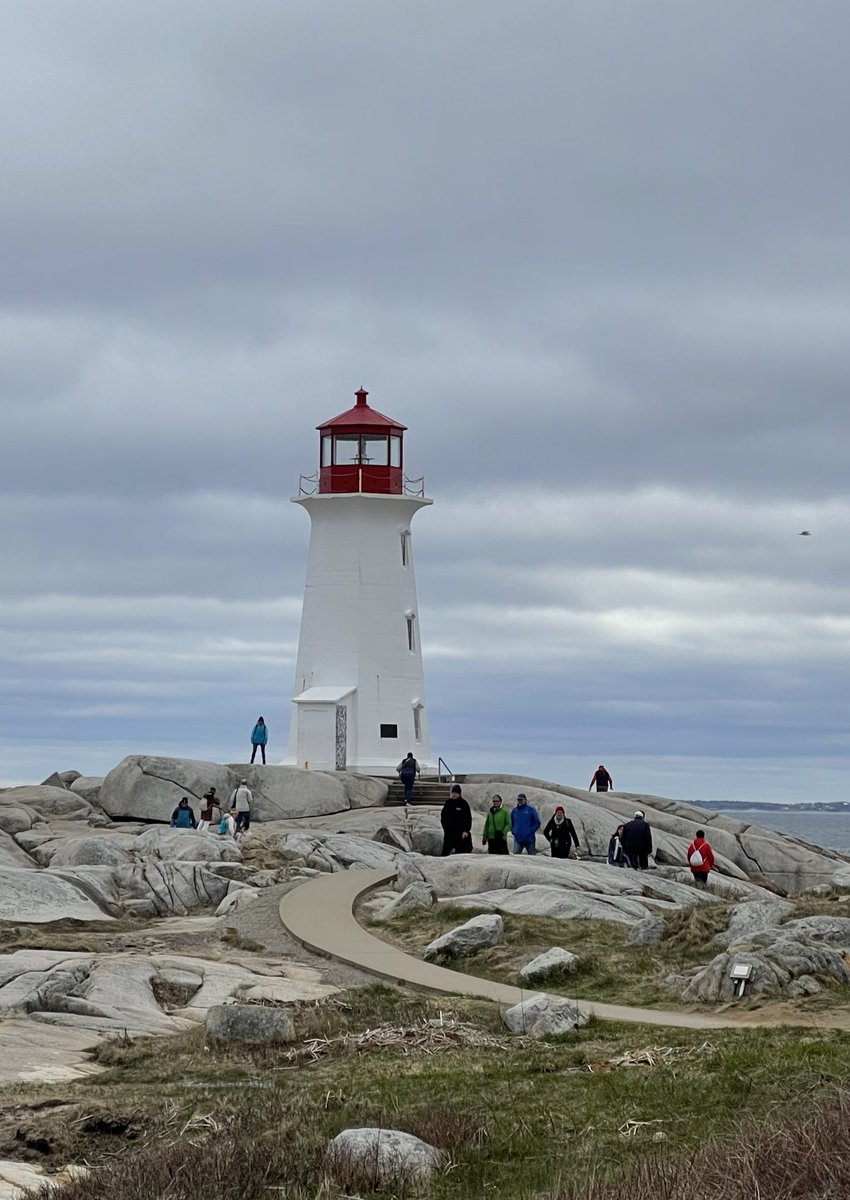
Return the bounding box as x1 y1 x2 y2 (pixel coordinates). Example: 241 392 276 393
317 388 406 431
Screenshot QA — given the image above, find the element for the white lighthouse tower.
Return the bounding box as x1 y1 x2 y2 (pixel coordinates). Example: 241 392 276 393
286 388 433 775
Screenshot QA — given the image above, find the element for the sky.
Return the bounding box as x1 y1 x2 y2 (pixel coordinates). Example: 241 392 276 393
2 1 849 804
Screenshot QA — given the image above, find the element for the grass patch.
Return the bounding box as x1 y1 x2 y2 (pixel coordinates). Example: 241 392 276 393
368 905 735 1008
14 1015 850 1200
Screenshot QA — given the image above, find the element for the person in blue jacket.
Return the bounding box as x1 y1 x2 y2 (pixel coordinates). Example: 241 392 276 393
510 793 540 855
250 716 268 764
170 797 197 829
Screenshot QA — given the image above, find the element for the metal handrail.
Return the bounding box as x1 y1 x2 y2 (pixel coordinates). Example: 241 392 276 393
404 475 425 498
436 756 454 783
298 472 319 497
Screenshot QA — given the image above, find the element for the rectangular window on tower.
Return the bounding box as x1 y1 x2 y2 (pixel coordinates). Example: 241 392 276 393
413 705 423 743
389 436 401 468
400 531 410 567
321 435 332 467
406 614 416 652
380 724 398 739
334 435 360 464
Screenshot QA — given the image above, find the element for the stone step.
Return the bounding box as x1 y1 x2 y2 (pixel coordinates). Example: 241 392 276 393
384 780 453 806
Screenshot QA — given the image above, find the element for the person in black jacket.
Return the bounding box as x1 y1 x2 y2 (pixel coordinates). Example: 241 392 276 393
543 806 580 859
440 784 472 855
589 764 613 792
620 810 653 869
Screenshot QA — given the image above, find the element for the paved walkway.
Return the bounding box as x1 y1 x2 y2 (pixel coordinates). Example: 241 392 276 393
277 867 836 1031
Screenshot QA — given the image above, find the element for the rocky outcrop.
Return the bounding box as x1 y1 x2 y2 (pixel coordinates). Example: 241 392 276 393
424 914 503 960
503 994 588 1037
459 776 845 894
0 785 104 825
325 1128 445 1194
0 870 114 923
99 757 356 823
626 916 666 945
678 939 850 1004
376 882 437 921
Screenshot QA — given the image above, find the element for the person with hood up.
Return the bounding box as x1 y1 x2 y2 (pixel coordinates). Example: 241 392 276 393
440 784 472 855
589 764 613 792
543 806 580 859
607 824 625 866
686 829 715 887
510 793 541 855
482 794 511 854
396 752 420 804
170 797 197 829
621 809 653 869
250 717 268 764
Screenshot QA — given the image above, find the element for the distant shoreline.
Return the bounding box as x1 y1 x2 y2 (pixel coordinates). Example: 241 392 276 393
714 802 850 813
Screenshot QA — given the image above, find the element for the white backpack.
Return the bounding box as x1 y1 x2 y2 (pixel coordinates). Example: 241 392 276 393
688 846 704 868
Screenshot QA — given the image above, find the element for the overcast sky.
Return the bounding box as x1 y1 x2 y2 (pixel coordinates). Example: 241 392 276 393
2 1 848 804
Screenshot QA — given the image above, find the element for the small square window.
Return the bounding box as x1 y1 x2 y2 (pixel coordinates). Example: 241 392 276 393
380 723 398 738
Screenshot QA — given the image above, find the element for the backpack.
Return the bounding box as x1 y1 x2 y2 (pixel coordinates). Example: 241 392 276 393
688 846 704 868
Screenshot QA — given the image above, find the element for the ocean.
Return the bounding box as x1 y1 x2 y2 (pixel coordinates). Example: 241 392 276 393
716 809 850 855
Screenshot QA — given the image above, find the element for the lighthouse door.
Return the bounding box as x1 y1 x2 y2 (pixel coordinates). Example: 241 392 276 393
299 708 334 771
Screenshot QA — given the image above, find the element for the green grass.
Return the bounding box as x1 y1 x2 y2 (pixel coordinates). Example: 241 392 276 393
7 983 850 1200
368 904 734 1008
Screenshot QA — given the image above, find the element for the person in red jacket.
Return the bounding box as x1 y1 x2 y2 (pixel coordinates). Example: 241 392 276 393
686 829 715 887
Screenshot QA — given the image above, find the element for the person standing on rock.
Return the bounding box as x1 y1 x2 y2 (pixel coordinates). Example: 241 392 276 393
543 805 580 859
170 796 197 829
588 764 613 792
440 784 472 855
219 807 237 837
686 829 715 887
510 793 540 855
198 786 220 833
396 752 420 804
621 809 652 870
230 778 253 835
482 794 511 854
250 716 268 764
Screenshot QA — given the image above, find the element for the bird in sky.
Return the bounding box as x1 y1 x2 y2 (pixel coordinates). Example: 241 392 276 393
799 530 812 536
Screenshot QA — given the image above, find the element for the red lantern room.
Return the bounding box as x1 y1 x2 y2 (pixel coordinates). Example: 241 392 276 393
316 388 406 495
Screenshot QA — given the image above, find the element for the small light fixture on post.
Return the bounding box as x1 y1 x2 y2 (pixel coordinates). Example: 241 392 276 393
730 962 753 998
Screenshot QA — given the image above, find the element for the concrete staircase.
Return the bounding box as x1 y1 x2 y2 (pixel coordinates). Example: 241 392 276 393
383 779 454 806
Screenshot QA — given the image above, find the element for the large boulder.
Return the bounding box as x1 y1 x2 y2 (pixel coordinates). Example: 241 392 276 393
626 916 666 945
133 827 241 863
205 1004 295 1045
375 882 437 921
679 939 850 1003
519 948 579 982
69 776 104 804
325 1128 444 1194
713 899 795 946
503 994 588 1037
0 786 100 824
48 838 132 869
0 869 114 923
99 756 352 823
424 914 503 960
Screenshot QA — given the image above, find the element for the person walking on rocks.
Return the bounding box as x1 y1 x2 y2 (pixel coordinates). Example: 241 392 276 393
510 793 540 855
250 717 268 764
198 787 220 833
170 796 197 829
440 784 472 855
589 764 613 792
230 778 253 836
621 809 652 870
396 752 420 804
607 824 625 866
482 794 511 854
219 807 237 837
543 805 580 859
686 828 715 887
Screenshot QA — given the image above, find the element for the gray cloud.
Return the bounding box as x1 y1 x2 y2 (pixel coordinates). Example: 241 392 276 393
2 1 849 799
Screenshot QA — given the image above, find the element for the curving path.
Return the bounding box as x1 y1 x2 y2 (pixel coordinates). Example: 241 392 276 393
278 868 847 1032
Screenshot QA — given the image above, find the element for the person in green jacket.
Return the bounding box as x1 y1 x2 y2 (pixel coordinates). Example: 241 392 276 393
482 794 511 855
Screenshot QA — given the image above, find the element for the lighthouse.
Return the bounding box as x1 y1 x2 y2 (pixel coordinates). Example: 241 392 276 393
286 388 433 775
